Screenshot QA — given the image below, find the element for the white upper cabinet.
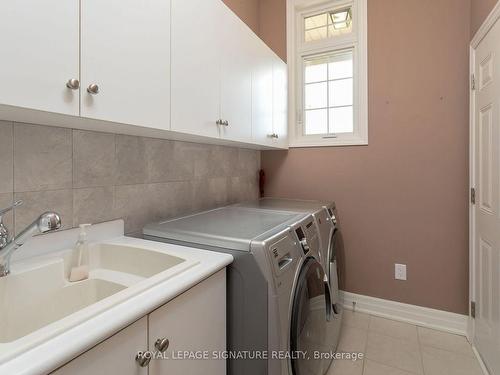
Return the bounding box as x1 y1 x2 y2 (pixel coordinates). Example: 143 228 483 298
171 0 287 148
251 40 274 146
219 3 253 143
80 0 170 129
272 57 289 148
171 0 222 138
0 0 79 116
251 39 289 149
0 0 287 149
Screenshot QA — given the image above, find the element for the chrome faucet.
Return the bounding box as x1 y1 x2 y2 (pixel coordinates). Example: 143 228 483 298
0 200 62 277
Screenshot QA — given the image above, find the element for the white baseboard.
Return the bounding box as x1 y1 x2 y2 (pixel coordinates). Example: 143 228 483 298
472 345 491 375
340 291 468 336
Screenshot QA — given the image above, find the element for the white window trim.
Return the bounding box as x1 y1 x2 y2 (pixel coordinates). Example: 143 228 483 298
287 0 368 147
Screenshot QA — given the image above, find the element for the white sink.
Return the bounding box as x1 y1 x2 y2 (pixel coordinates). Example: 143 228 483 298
0 274 125 343
85 243 185 278
0 220 233 375
0 241 196 353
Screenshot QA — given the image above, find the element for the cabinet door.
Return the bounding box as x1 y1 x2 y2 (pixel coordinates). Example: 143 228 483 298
219 4 252 143
251 39 274 146
171 0 222 138
272 57 289 148
0 0 79 115
81 0 170 129
52 317 148 375
149 270 226 375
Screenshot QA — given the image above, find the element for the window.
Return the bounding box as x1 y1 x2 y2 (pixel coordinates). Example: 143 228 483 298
304 8 352 42
288 0 367 147
304 50 353 135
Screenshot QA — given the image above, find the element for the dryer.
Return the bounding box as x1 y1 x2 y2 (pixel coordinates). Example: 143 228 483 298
235 198 344 373
236 198 343 306
143 206 332 375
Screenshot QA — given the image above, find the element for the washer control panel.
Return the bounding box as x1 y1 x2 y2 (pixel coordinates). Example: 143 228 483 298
327 207 338 227
295 218 320 257
295 226 309 254
269 234 297 277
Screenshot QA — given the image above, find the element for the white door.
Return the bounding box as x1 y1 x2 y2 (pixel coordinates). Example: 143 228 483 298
171 0 222 138
53 317 148 375
251 39 274 146
81 0 170 129
473 16 500 375
219 4 253 143
0 0 79 116
272 56 289 148
148 270 226 375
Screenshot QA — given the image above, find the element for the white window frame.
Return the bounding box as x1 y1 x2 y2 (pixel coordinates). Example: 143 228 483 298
287 0 368 147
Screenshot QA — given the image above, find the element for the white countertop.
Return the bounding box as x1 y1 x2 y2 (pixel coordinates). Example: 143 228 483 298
0 222 233 375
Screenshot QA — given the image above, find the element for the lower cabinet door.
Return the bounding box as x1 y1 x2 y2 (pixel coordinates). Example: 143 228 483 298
52 317 148 375
148 269 227 375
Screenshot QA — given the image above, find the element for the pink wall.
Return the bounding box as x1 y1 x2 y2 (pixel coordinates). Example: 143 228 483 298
223 0 287 62
222 0 260 34
262 0 471 314
471 0 498 37
259 0 287 61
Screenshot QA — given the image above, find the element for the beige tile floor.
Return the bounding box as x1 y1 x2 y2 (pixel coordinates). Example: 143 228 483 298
326 310 484 375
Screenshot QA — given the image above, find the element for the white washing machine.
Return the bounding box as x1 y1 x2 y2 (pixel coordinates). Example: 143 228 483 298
143 206 333 375
235 198 344 373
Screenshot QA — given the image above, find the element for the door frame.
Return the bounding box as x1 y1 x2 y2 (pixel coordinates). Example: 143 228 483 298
468 0 500 346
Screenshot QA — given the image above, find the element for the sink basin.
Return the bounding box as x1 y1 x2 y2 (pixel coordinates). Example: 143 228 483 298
0 275 125 343
86 243 185 278
0 242 192 347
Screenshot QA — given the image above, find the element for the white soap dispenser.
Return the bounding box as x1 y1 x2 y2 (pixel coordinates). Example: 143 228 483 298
69 223 91 282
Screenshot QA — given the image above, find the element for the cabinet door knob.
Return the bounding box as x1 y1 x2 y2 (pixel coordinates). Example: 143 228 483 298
135 353 151 367
66 79 80 90
87 83 99 95
216 119 229 126
155 337 170 352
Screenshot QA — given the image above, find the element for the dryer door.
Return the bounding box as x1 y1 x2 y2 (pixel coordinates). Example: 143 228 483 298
328 227 347 307
328 229 339 306
290 258 329 375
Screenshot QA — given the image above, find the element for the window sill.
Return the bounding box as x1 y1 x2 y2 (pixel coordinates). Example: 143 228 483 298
289 136 368 148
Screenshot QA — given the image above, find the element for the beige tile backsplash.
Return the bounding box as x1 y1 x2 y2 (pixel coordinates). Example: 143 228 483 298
0 123 13 193
0 121 260 236
14 123 73 192
73 130 116 188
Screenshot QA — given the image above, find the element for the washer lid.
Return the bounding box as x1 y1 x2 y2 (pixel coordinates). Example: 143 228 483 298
237 197 334 213
143 206 306 252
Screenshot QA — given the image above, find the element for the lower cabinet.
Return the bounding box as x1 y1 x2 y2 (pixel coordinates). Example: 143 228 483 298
149 269 226 374
52 318 148 375
52 270 226 375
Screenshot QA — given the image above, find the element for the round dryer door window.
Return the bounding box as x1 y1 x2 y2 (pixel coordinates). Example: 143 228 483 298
290 257 329 375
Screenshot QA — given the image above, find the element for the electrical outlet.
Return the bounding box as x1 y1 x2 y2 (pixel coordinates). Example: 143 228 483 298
395 264 407 280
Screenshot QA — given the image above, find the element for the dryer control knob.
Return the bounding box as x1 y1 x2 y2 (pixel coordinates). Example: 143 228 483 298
331 214 337 226
299 238 310 253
